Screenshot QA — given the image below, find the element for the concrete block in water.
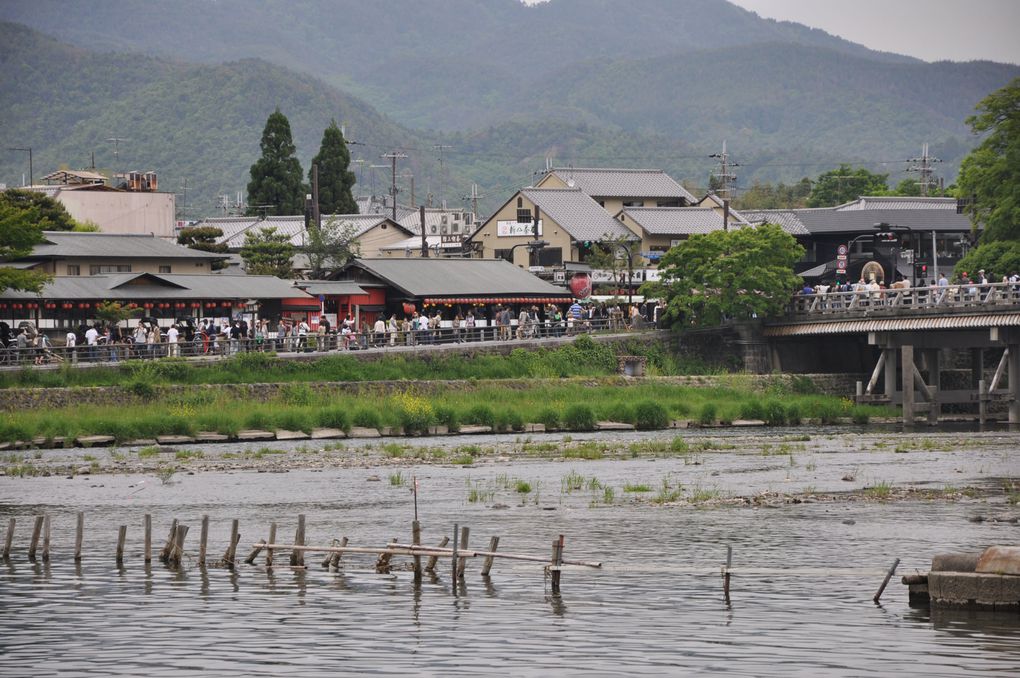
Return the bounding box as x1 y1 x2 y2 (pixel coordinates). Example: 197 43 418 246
976 546 1020 576
931 553 980 572
928 572 980 603
274 430 309 441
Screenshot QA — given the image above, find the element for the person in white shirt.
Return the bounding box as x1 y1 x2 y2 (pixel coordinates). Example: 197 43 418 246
166 325 179 357
84 325 99 361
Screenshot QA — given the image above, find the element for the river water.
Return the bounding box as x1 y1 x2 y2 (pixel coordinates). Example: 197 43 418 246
2 429 1019 676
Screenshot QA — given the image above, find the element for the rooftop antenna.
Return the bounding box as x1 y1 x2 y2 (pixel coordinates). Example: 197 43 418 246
709 140 738 201
462 183 484 221
106 137 130 170
433 144 453 209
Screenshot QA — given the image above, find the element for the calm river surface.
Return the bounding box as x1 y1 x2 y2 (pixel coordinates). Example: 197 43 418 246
2 429 1019 676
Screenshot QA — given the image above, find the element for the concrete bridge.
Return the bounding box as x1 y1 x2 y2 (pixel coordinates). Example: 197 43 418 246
764 282 1020 426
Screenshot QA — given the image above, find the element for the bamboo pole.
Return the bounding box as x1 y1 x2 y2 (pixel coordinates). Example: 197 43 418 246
143 514 151 564
171 524 189 568
198 515 209 566
393 541 602 568
456 526 470 579
873 558 900 604
2 517 13 559
425 536 448 572
116 525 127 564
42 515 51 562
329 537 349 570
28 515 43 561
289 515 305 568
321 539 339 569
549 534 564 593
723 545 732 605
74 512 84 561
254 542 602 568
376 538 398 573
451 523 459 581
481 536 500 576
266 522 277 568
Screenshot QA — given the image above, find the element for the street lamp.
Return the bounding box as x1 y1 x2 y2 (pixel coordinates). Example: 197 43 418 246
7 147 32 187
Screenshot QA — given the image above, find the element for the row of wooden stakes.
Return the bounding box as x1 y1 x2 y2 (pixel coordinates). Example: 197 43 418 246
1 513 601 593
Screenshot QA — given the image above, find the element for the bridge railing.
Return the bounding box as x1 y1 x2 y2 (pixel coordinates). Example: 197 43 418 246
786 281 1020 317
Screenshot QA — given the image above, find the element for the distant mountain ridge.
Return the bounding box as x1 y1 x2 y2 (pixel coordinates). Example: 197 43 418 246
1 0 1019 217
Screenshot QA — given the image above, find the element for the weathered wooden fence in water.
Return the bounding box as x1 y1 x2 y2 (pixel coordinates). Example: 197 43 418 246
1 512 600 594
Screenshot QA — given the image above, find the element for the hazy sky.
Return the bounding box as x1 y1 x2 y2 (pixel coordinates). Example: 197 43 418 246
728 0 1020 64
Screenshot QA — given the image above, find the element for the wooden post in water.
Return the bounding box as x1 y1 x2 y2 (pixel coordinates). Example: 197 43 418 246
266 522 277 568
450 523 459 581
901 345 915 426
979 379 987 426
143 514 151 564
481 536 500 576
412 521 422 580
426 536 448 573
2 517 14 560
375 538 398 573
74 512 84 561
42 515 51 562
873 558 900 604
550 534 564 594
329 537 348 570
321 539 338 569
289 515 305 568
28 515 43 561
723 545 733 605
244 539 267 565
116 525 127 564
224 519 239 569
456 526 470 579
171 524 189 568
198 515 209 567
160 519 178 563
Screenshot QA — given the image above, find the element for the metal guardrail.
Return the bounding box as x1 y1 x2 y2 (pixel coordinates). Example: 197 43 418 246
785 282 1020 318
0 316 655 368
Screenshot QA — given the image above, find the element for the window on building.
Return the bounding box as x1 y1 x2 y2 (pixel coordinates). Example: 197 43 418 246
494 249 514 263
657 199 681 208
66 265 80 276
89 264 132 275
622 200 645 208
536 247 562 267
516 208 532 223
159 265 171 273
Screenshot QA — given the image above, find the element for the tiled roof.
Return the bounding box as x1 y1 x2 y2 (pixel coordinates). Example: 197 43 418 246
23 232 222 260
520 188 636 242
618 207 735 236
294 280 367 297
340 258 570 298
547 167 696 203
199 214 400 249
742 205 973 235
835 197 958 211
0 272 311 301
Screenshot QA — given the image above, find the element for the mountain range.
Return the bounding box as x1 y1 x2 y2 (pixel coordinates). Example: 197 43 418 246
1 0 1017 217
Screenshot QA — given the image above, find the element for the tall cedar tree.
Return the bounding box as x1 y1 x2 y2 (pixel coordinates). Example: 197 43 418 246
311 120 358 215
246 109 306 216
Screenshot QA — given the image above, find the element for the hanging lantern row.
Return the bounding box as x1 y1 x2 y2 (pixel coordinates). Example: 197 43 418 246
422 297 572 306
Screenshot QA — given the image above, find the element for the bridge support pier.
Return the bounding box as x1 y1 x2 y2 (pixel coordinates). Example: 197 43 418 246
1009 342 1020 429
901 345 915 426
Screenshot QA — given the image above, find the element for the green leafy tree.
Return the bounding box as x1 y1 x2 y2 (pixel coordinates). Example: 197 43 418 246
304 216 361 279
0 202 52 293
310 120 358 214
807 165 889 207
734 178 813 209
890 178 923 197
240 226 294 278
246 109 306 216
643 223 804 327
177 226 229 270
953 240 1020 281
0 189 79 231
94 300 142 328
583 235 638 294
957 78 1020 243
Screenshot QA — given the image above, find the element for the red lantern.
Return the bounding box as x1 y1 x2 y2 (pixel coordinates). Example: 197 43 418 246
191 302 200 308
569 273 592 299
402 302 415 315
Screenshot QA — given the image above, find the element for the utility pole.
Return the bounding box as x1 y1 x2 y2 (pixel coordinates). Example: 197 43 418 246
181 177 187 222
433 144 452 208
463 184 484 221
7 147 32 187
311 162 321 231
353 157 366 187
906 143 942 197
709 140 738 201
420 205 428 258
106 137 129 170
381 151 407 221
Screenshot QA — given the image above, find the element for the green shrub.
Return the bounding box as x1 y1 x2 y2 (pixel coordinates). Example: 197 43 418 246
633 400 669 430
273 410 313 433
195 413 240 437
393 392 436 435
279 383 315 406
434 406 460 432
352 408 382 430
128 380 156 399
536 407 560 430
563 404 596 431
670 436 689 453
852 409 870 425
763 401 788 426
315 407 351 433
603 402 635 424
494 409 525 433
739 400 766 420
463 404 496 428
790 375 819 394
785 404 803 426
244 411 273 430
697 402 717 425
